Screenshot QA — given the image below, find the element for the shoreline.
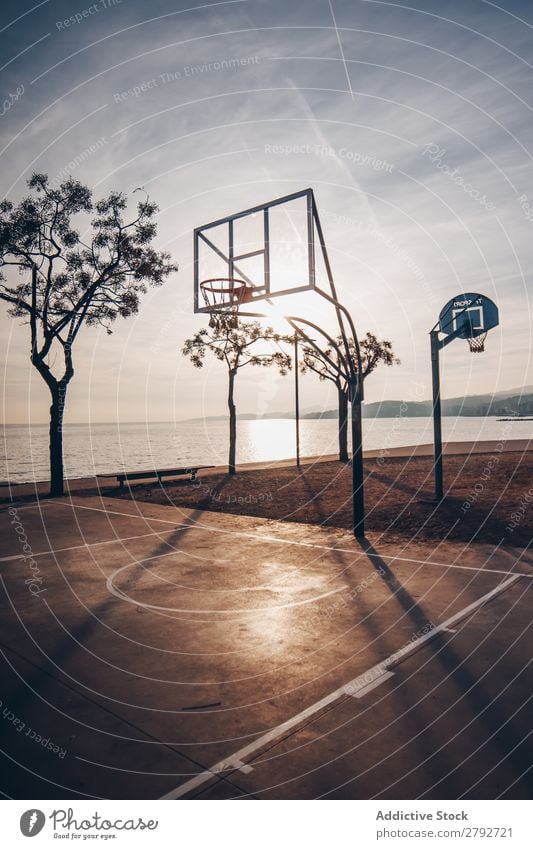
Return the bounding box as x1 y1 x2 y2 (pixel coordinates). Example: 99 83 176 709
116 448 533 548
1 437 531 501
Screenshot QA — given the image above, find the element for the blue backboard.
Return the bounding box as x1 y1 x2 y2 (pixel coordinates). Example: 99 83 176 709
438 293 499 339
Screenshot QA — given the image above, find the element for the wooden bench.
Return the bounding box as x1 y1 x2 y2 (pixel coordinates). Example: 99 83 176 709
100 466 214 489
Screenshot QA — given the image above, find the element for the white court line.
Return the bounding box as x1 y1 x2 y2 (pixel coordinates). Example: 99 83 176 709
0 528 187 564
160 575 521 798
106 557 347 614
232 760 254 774
351 670 395 699
35 500 533 579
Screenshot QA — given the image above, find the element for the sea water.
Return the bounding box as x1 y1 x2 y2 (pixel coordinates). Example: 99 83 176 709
2 416 531 484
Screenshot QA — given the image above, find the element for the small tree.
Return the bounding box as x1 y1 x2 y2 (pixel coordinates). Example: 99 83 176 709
301 332 399 462
183 321 291 474
0 174 177 496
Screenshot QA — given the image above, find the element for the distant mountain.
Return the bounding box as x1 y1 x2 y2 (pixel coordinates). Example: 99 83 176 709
303 391 533 419
182 409 302 423
182 389 533 422
492 385 533 397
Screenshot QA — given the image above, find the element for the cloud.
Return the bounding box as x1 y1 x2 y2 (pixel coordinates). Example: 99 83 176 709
1 0 532 426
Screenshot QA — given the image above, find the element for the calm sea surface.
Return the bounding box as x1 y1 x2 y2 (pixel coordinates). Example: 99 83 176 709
2 416 531 484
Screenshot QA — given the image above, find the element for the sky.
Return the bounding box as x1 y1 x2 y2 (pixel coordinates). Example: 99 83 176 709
1 0 532 425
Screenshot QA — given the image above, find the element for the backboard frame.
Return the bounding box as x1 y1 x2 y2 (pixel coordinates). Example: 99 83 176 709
191 186 366 537
430 290 500 500
438 293 499 340
194 188 334 316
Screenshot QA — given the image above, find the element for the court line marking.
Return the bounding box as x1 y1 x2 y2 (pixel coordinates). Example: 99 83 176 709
216 758 254 775
13 500 533 579
0 528 189 564
233 760 254 774
160 574 520 798
351 670 395 699
106 561 347 614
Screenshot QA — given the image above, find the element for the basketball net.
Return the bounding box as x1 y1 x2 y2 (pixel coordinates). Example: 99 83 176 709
200 278 253 330
462 315 487 353
467 332 487 353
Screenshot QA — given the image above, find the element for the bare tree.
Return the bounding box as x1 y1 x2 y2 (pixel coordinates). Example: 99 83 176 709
0 174 177 496
301 332 400 462
183 321 291 474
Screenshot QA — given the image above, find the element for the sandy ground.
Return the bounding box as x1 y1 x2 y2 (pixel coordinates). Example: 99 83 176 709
2 440 531 550
112 451 533 547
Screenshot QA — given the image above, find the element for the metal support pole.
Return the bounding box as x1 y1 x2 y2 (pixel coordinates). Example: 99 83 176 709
431 330 444 501
350 376 365 539
294 333 300 468
285 315 365 535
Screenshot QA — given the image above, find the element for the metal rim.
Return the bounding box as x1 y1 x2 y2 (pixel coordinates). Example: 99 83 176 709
199 278 252 297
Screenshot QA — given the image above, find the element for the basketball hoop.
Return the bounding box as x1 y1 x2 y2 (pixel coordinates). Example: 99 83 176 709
199 278 253 329
462 316 487 353
438 293 499 355
467 332 487 353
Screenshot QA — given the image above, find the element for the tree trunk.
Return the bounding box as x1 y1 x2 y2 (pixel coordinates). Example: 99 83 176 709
27 265 74 498
228 369 237 475
49 383 66 497
338 386 349 463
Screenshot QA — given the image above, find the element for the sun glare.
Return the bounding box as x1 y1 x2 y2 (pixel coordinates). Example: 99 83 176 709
256 291 339 340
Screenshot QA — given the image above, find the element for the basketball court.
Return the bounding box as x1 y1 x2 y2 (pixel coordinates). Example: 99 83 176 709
1 495 532 800
1 189 527 801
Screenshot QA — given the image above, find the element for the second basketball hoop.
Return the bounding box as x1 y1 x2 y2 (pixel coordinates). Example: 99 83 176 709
438 292 499 353
430 291 500 501
200 278 254 329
